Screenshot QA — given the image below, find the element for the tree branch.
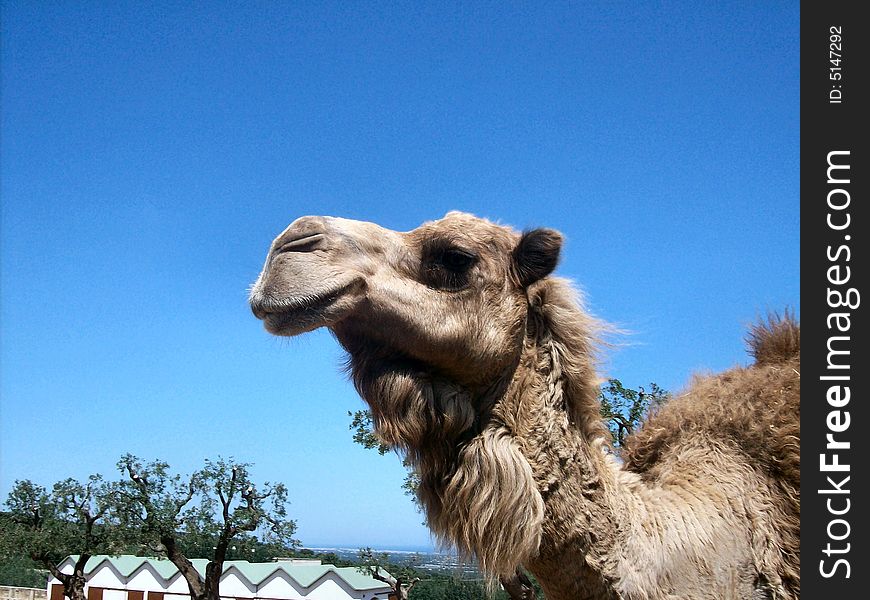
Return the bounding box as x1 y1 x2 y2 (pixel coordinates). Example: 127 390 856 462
33 552 67 583
368 567 397 587
174 478 197 517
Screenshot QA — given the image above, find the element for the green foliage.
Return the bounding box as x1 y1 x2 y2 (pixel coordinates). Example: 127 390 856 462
406 573 521 600
166 529 291 562
0 550 49 588
114 454 298 558
2 457 298 600
355 546 422 599
409 577 490 600
2 480 57 564
401 471 422 504
1 476 135 600
598 379 670 447
348 410 390 455
357 546 423 580
114 454 203 544
112 455 299 600
1 456 298 583
2 476 125 568
197 457 296 549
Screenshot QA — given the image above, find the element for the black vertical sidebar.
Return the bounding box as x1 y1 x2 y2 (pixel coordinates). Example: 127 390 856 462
801 1 867 597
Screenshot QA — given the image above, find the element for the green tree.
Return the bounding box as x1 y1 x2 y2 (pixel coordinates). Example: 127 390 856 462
2 477 123 600
0 551 49 588
356 547 421 600
598 379 670 447
408 576 499 600
114 455 297 600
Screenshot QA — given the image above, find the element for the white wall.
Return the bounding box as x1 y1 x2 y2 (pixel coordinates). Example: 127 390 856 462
48 558 389 600
127 567 164 593
304 574 358 600
102 590 125 600
214 570 255 598
85 564 123 589
257 571 305 599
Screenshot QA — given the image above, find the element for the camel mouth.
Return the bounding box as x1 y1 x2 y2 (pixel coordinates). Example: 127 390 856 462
251 282 359 336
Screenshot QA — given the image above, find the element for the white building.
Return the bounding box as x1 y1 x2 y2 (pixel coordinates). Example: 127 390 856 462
48 556 393 600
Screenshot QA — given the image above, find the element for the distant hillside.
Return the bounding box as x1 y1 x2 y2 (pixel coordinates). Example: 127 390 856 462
300 546 478 575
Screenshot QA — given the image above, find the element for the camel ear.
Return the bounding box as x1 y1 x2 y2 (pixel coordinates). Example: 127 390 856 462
512 228 563 287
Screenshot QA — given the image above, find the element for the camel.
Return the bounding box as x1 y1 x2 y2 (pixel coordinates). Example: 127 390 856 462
249 212 800 600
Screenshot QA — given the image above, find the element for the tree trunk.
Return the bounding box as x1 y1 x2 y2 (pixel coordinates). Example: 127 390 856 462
161 535 206 600
40 553 91 600
369 569 418 600
202 528 233 600
203 561 224 600
392 578 409 600
66 575 86 600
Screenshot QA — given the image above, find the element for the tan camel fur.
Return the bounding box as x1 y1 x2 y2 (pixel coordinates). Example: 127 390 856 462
249 212 800 600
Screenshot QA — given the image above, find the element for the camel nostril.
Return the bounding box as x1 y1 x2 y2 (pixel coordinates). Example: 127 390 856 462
250 302 268 320
273 216 330 254
275 232 325 254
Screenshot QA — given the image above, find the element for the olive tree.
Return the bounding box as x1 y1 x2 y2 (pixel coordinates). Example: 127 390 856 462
114 455 296 600
2 477 123 600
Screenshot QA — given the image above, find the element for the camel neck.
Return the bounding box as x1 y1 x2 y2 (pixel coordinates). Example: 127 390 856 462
494 339 624 600
499 338 796 600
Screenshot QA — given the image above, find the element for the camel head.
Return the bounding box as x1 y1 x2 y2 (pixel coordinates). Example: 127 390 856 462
250 211 564 449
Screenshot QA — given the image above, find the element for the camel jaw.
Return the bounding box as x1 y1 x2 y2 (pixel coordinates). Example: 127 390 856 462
250 281 362 336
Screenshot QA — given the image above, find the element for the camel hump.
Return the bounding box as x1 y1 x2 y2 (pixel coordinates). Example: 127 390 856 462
746 311 800 366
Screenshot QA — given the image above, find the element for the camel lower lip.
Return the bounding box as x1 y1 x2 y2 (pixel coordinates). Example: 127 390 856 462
258 284 354 333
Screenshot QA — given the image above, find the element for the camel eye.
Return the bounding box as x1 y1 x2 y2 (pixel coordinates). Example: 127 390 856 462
422 247 477 290
440 249 477 272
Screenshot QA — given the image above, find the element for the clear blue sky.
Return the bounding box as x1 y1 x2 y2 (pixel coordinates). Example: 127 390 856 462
1 1 798 551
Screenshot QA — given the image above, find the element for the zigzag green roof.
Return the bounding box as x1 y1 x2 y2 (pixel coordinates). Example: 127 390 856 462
71 556 183 580
66 556 389 592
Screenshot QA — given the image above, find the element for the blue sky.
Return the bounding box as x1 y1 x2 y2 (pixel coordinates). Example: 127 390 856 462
1 1 798 550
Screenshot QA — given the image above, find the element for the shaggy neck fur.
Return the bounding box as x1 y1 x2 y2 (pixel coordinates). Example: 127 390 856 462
345 280 799 600
492 279 622 598
344 279 614 582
